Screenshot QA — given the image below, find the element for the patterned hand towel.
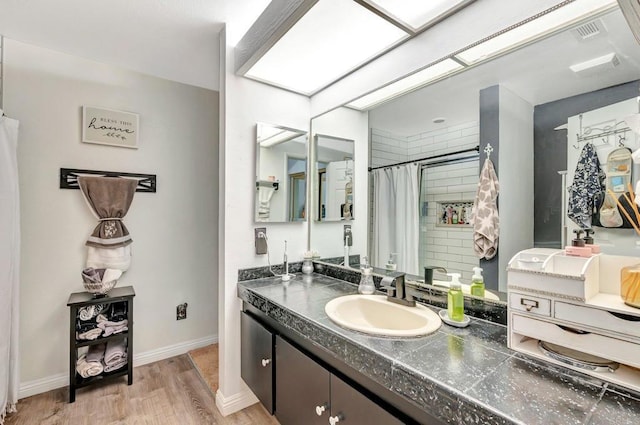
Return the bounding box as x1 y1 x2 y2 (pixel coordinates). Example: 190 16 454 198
567 143 604 228
473 159 500 260
76 354 104 378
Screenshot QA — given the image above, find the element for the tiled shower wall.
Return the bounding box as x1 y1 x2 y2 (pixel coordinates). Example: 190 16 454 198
370 122 480 282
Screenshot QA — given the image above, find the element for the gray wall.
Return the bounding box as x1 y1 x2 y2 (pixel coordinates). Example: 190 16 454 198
533 80 640 248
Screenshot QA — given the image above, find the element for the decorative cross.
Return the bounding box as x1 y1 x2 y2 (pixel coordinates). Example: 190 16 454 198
484 143 494 158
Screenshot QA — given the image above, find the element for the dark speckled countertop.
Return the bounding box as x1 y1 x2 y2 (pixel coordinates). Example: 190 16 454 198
237 273 640 425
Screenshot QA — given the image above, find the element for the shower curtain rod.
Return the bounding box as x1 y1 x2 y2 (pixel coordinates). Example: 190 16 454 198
368 145 479 172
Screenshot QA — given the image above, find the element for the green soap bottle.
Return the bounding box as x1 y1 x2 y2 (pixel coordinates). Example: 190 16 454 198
470 266 485 298
447 273 465 322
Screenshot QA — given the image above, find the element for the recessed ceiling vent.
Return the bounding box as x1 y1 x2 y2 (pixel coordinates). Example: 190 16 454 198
571 19 606 42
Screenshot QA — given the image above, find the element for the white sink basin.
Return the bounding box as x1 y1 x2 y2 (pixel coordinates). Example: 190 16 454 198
324 295 442 337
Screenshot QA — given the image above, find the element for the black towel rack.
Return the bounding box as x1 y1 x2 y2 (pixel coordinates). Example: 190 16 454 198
60 168 157 193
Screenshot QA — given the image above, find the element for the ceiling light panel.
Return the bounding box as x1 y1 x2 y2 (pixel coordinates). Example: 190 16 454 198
346 59 464 110
456 0 618 64
245 0 408 95
362 0 472 32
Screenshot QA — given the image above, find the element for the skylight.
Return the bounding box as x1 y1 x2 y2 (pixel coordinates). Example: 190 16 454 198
245 0 407 95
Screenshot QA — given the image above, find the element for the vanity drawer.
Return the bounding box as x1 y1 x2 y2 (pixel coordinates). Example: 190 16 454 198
555 302 640 340
509 292 551 316
511 314 640 368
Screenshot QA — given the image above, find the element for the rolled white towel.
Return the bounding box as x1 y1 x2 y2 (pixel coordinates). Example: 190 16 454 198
76 354 104 378
78 304 106 321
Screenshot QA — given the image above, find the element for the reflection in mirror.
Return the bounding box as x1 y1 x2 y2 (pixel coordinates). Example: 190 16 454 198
255 123 308 223
310 4 640 301
314 134 355 221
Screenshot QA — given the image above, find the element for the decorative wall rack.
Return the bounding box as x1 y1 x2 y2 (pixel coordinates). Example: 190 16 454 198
59 168 157 193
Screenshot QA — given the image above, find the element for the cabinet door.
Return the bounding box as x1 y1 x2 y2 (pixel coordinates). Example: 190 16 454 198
275 336 330 425
330 374 403 425
241 312 274 413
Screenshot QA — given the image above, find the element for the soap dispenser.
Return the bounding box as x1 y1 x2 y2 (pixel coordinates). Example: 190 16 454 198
358 258 375 295
565 229 592 257
385 253 398 271
470 267 485 297
447 273 464 322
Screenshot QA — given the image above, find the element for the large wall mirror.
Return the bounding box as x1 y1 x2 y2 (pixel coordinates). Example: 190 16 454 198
255 122 308 223
309 4 640 301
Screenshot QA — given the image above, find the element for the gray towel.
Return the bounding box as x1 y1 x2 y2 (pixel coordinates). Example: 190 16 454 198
86 343 106 363
104 339 127 365
473 159 500 260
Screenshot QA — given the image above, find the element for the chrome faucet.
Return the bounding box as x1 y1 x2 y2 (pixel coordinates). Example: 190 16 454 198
424 266 447 286
381 273 415 307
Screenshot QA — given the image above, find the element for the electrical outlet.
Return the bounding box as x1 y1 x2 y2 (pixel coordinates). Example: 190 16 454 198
176 303 188 320
255 227 267 255
344 225 352 247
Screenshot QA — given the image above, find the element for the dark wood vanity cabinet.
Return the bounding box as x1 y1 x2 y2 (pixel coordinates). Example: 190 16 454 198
274 336 402 425
240 312 274 413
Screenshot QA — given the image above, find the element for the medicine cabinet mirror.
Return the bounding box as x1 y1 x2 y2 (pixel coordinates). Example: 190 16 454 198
255 122 308 223
309 3 640 302
314 134 355 222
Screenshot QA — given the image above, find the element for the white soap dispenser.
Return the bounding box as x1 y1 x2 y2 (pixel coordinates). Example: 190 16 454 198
358 257 376 295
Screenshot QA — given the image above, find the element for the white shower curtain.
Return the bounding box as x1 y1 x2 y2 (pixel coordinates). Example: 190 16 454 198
372 163 420 275
0 110 19 423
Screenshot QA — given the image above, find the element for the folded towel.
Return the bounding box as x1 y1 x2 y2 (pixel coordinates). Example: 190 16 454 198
97 320 128 337
76 327 103 341
76 354 104 378
78 304 106 321
103 357 127 373
104 339 127 365
86 343 106 363
81 267 105 284
473 159 500 260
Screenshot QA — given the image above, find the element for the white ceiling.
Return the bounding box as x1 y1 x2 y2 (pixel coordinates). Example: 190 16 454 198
0 0 270 90
369 8 640 136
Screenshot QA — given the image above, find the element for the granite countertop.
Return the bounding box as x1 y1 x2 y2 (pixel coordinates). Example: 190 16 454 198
237 273 640 425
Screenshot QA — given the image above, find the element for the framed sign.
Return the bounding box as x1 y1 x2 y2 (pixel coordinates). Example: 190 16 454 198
82 106 139 149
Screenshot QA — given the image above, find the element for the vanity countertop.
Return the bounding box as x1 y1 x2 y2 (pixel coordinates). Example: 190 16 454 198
237 273 640 425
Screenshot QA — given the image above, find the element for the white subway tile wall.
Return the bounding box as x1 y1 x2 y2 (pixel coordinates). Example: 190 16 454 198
370 122 479 282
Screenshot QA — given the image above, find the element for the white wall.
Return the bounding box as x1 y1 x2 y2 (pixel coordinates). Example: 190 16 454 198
4 38 219 393
217 28 311 415
310 107 369 260
498 87 534 291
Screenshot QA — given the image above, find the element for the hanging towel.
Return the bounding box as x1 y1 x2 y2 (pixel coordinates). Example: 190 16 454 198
257 186 275 220
473 159 500 260
567 143 605 229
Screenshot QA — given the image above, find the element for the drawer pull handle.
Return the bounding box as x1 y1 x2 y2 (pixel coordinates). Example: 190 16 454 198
261 358 271 367
329 415 342 425
315 404 328 416
557 324 591 335
608 311 640 322
520 298 539 311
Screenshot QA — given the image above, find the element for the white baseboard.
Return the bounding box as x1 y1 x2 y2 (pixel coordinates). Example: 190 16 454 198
215 388 259 416
18 334 218 400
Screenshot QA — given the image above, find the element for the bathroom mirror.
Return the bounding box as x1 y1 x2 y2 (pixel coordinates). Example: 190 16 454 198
255 122 308 223
309 4 640 301
314 134 355 222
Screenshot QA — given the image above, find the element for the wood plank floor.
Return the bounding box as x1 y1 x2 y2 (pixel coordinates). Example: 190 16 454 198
5 354 280 425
